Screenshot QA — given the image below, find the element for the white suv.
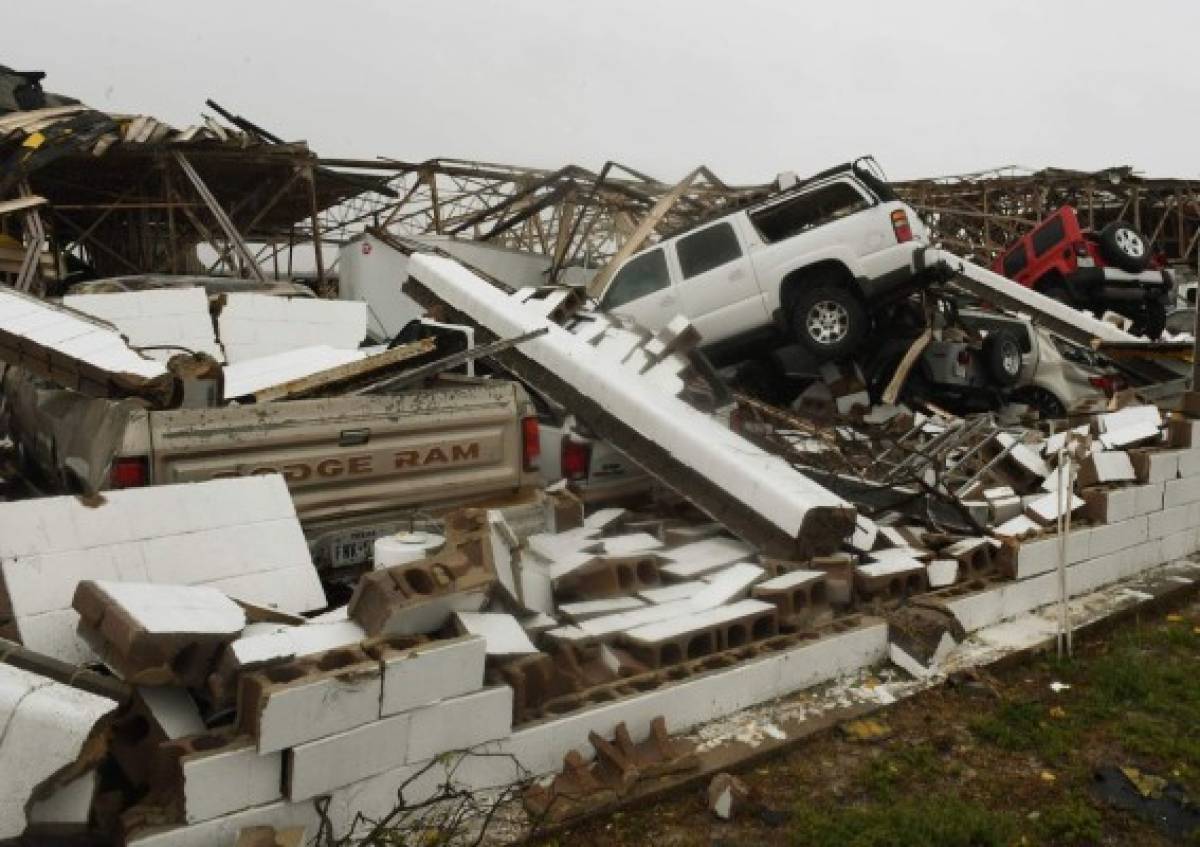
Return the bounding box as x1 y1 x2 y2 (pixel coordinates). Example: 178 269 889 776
596 158 932 362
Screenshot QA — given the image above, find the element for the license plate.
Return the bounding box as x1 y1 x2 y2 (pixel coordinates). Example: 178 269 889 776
328 527 387 568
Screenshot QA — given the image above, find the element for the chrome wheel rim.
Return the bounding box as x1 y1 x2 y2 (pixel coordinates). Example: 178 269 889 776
806 300 850 345
1115 227 1145 258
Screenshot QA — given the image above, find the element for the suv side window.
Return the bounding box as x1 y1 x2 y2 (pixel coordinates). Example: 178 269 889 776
1031 216 1066 257
676 222 742 279
1002 244 1028 276
600 248 670 309
749 181 870 244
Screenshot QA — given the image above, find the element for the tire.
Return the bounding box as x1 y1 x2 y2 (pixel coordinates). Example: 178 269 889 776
1099 221 1151 273
1011 386 1066 420
1127 300 1166 340
790 284 868 361
1035 277 1072 305
983 331 1022 387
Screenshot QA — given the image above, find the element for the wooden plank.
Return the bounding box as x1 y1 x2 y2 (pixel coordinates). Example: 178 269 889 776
251 337 435 402
0 196 47 217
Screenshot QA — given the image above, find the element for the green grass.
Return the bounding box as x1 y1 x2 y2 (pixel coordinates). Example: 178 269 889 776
790 796 1017 847
855 744 941 801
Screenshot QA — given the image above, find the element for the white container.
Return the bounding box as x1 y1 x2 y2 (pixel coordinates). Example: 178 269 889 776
372 532 445 569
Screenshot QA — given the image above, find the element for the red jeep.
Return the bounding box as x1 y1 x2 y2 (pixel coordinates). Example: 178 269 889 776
991 206 1174 337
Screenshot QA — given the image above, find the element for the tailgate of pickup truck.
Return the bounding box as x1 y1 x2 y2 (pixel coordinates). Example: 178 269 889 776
145 382 525 523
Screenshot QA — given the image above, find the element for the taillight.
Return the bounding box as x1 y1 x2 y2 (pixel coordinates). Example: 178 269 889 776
1089 375 1125 397
891 209 913 243
110 456 148 489
521 416 541 471
1074 242 1090 258
956 349 972 366
560 437 592 482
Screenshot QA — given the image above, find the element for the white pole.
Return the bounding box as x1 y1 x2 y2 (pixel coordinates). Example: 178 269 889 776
1055 448 1071 659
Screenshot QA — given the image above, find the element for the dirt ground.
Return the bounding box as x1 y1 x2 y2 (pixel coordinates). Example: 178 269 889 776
541 596 1200 847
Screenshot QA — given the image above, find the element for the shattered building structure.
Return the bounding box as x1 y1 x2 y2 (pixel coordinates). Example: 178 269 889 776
3 65 1200 846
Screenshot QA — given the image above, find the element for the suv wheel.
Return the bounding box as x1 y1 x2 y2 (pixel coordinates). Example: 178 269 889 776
1011 386 1066 419
1127 300 1167 339
983 331 1022 386
791 285 867 360
1099 221 1151 273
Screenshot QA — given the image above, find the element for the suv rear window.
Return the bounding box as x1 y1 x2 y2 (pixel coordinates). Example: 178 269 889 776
1031 216 1067 257
600 248 670 309
1002 244 1028 277
750 182 870 244
676 222 742 279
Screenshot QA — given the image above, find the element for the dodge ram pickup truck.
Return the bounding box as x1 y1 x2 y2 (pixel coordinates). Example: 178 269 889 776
1 368 541 570
596 157 934 364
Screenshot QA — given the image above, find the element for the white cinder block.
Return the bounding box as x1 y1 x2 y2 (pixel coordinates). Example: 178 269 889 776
689 563 765 608
405 686 513 764
287 712 412 801
0 477 325 662
1165 475 1200 508
1178 448 1200 478
0 665 118 839
660 538 756 580
502 621 887 777
362 634 482 720
181 739 283 823
1098 405 1162 434
637 581 707 604
559 597 646 622
926 559 958 588
255 669 383 755
1088 516 1150 559
454 613 538 656
1134 483 1166 516
1011 528 1091 579
1148 504 1194 540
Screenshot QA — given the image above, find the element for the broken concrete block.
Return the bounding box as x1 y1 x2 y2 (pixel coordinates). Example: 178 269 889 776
28 770 97 829
1077 450 1137 487
996 432 1050 480
751 569 829 626
637 581 707 605
73 580 245 686
208 618 366 707
0 663 119 840
855 549 929 601
287 711 411 802
553 554 662 600
807 554 855 605
1100 421 1162 450
622 599 778 667
707 772 752 821
454 612 539 656
583 508 627 533
348 531 494 637
1127 448 1182 484
405 685 513 763
659 538 755 580
689 562 766 608
926 559 959 588
1025 491 1085 525
849 515 879 553
941 538 996 580
364 634 485 717
238 645 383 754
161 731 283 824
1097 404 1162 434
594 533 664 557
559 596 647 623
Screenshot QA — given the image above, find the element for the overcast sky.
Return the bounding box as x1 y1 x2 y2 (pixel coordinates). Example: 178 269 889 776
7 0 1199 184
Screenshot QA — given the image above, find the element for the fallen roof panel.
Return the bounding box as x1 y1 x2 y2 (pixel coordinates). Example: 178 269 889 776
0 284 173 401
403 252 855 559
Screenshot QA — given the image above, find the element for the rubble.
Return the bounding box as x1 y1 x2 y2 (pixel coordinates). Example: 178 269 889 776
5 69 1200 846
